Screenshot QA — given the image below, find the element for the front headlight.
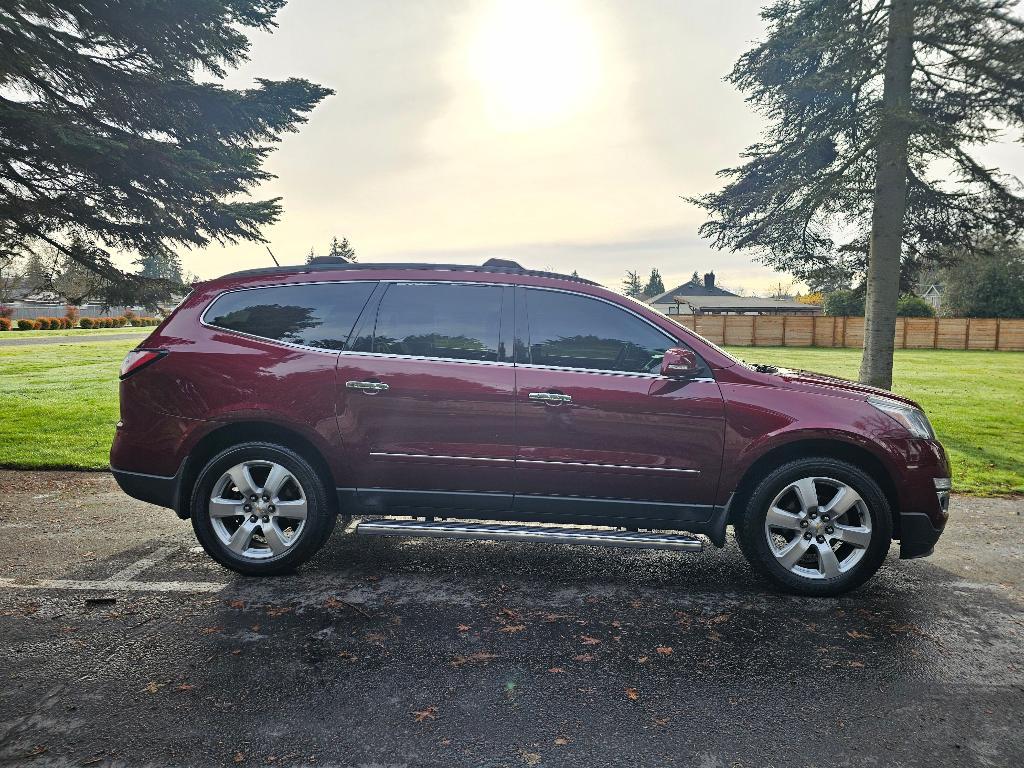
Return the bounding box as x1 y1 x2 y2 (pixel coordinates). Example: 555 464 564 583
867 396 935 439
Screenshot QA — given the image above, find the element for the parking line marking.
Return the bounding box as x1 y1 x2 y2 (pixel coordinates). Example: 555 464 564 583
0 577 224 593
106 546 178 582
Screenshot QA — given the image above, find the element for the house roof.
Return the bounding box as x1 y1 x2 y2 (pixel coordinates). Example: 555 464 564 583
672 295 821 314
647 278 737 304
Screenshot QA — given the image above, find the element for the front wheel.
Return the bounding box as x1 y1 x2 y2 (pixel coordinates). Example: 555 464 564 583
190 442 336 576
735 458 892 596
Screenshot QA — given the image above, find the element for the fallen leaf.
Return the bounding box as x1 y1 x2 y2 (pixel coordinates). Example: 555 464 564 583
573 653 594 662
338 650 358 661
520 751 542 766
580 635 601 645
653 717 670 726
708 613 731 625
25 745 47 758
144 681 162 694
230 649 242 656
233 752 245 763
176 683 194 692
625 687 640 701
266 606 293 618
707 630 722 642
413 706 437 722
848 660 865 668
554 736 571 746
200 626 223 635
451 651 498 667
656 646 673 656
457 624 471 632
637 655 650 663
499 624 526 634
227 599 245 609
547 667 566 674
846 630 873 639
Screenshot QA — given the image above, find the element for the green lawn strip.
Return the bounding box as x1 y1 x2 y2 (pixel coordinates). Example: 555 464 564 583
1 326 150 339
724 347 1024 496
0 340 136 470
1 341 1020 495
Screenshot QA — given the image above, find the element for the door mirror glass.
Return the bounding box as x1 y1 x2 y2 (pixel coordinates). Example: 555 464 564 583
661 348 700 378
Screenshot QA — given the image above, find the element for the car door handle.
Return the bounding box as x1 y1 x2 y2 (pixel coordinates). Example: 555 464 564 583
346 380 389 393
528 391 572 404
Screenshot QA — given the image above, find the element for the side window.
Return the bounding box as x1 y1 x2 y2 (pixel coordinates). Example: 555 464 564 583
523 288 676 373
371 283 503 362
205 282 375 350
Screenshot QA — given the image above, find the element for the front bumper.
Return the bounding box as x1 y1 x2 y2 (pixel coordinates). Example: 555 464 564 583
898 510 945 559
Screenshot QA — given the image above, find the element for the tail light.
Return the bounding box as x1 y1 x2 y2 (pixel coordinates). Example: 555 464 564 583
120 348 167 379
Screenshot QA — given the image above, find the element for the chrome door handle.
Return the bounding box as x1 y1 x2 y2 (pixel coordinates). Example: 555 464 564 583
528 391 572 404
346 380 389 393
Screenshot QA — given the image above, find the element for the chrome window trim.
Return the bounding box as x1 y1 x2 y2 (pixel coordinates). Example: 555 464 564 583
198 277 714 381
368 452 699 474
339 351 513 367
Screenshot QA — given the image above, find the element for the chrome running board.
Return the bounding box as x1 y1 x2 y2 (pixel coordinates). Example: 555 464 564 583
354 519 703 551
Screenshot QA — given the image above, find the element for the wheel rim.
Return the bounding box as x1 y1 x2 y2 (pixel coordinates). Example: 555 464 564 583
763 476 873 580
209 460 308 561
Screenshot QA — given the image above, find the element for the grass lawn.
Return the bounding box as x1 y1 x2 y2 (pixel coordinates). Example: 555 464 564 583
0 340 1021 495
1 326 149 339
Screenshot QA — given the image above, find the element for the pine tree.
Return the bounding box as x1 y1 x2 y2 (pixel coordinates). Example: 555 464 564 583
0 1 332 306
136 244 184 285
690 0 1024 389
643 268 666 297
623 270 645 298
328 237 357 262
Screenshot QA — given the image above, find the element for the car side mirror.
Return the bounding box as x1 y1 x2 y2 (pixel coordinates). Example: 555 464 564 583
661 348 701 378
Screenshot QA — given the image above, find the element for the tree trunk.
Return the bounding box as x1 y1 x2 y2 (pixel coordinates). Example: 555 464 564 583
859 0 915 390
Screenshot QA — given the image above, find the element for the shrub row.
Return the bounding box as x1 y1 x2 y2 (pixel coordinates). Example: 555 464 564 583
1 315 161 330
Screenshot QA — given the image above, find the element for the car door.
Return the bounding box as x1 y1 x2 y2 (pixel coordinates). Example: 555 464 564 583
513 286 726 525
336 281 517 513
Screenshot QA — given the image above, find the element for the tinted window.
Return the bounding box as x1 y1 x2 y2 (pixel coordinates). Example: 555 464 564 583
206 282 375 350
524 288 674 373
372 283 502 362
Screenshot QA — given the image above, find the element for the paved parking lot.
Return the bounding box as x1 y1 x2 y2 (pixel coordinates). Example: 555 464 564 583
1 470 1022 767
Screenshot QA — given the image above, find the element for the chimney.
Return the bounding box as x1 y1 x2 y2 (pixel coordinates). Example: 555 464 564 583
703 272 715 289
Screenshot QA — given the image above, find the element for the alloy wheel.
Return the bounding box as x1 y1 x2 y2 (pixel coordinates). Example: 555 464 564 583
208 460 308 560
763 476 873 580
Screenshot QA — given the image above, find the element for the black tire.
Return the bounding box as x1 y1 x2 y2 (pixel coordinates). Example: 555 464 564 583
190 442 336 576
735 457 892 597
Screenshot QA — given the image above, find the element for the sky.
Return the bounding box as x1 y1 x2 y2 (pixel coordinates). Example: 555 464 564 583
183 0 1016 295
183 0 782 294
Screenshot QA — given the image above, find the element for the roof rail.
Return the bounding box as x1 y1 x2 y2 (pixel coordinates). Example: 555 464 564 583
218 259 600 285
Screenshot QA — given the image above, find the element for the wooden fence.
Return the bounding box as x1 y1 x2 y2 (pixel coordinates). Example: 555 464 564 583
668 315 1024 351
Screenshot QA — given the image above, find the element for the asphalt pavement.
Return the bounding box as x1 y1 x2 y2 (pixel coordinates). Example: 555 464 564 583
0 470 1021 768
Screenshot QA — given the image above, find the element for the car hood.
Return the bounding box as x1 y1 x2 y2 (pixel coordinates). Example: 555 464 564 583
769 367 922 409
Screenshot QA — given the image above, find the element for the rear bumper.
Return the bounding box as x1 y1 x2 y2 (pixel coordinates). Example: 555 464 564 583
898 511 944 559
111 465 186 517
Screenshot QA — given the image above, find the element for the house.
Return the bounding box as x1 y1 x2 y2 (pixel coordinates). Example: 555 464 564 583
645 272 821 316
646 272 737 314
918 282 943 312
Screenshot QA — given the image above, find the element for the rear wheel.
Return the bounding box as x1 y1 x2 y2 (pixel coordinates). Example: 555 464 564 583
190 442 336 576
735 457 892 596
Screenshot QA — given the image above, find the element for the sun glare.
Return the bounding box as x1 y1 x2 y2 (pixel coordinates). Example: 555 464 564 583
467 0 602 131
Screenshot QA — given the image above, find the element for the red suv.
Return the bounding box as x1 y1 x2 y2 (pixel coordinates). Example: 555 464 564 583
111 259 950 595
